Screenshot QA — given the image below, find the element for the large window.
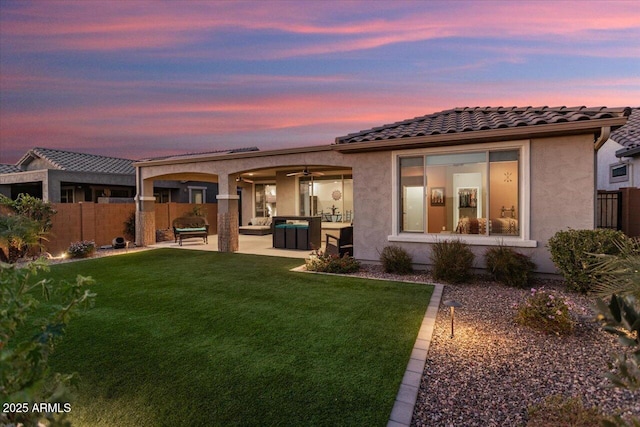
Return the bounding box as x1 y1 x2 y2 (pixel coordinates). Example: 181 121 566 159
397 144 526 241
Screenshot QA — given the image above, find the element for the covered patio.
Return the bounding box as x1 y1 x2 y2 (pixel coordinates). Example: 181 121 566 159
134 145 355 256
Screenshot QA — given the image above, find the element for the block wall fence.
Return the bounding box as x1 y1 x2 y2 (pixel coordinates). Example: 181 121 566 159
44 202 218 255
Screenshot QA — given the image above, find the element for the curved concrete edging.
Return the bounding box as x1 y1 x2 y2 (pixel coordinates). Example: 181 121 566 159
387 282 444 427
290 265 444 427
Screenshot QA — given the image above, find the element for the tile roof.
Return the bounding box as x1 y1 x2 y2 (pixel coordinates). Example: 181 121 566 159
335 106 631 144
140 146 259 161
20 147 135 174
610 108 640 156
0 164 22 174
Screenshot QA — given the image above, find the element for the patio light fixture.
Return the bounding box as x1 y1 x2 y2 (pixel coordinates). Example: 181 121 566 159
443 299 462 338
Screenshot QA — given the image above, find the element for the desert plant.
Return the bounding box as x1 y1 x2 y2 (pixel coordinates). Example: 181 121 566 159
379 245 413 274
485 245 535 287
67 240 96 259
430 239 474 283
589 237 640 299
306 249 360 274
0 259 96 426
526 395 606 427
596 294 640 392
547 228 628 293
516 287 574 335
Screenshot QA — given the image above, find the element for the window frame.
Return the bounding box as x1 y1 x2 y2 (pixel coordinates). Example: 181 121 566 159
609 163 630 184
188 186 207 204
389 140 535 247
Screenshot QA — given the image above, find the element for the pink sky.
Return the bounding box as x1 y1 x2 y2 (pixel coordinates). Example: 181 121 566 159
1 0 639 163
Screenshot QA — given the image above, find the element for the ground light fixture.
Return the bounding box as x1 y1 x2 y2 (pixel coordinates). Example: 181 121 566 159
443 299 462 338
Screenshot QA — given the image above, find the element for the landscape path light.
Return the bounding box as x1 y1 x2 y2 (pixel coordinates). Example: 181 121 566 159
443 299 462 338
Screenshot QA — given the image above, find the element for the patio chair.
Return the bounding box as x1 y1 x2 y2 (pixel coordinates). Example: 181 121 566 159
325 226 353 257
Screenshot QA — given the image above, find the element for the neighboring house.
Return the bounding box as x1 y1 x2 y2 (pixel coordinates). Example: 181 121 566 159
596 108 640 236
0 147 219 203
133 106 630 274
597 108 639 191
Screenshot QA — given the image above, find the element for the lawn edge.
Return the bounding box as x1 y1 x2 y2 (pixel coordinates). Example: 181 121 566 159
291 264 444 427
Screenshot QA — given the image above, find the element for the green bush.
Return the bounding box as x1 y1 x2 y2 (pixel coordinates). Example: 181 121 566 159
516 288 574 335
430 239 474 283
485 245 535 287
379 245 413 274
67 240 96 259
0 194 56 262
124 210 136 241
0 259 96 426
547 229 627 293
526 395 606 427
306 249 360 274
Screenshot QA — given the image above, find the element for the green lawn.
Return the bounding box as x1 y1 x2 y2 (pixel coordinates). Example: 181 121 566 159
44 249 433 426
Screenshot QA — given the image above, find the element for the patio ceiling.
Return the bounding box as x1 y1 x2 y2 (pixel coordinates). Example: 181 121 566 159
237 165 351 181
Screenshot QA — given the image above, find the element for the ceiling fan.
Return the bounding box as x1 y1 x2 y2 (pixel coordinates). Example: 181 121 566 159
236 175 254 184
286 167 324 177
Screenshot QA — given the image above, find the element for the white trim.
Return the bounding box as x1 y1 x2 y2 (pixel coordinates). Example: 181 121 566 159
388 233 537 248
216 194 240 200
609 162 630 184
135 195 157 201
391 140 532 244
188 186 207 203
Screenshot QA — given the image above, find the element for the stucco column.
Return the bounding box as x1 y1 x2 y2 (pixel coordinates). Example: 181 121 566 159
135 172 156 247
216 174 239 252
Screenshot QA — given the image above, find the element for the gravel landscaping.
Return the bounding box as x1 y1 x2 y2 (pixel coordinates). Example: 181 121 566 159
351 265 640 426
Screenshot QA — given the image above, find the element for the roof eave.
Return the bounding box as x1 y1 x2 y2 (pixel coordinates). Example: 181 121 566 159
133 144 333 168
332 117 629 153
615 146 640 158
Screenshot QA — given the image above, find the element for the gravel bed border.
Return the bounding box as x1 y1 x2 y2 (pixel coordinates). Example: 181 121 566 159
349 265 639 426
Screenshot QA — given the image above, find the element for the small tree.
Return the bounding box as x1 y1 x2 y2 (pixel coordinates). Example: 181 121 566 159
0 259 96 426
0 194 57 262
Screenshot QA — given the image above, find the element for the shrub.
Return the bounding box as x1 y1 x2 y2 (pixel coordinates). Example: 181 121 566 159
485 245 535 288
526 395 606 427
67 240 96 259
516 288 574 335
0 194 56 262
306 249 360 274
0 259 96 426
431 239 474 283
379 245 413 274
547 228 627 293
124 210 136 241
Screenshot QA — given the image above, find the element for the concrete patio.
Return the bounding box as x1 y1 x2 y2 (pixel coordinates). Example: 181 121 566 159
150 233 314 259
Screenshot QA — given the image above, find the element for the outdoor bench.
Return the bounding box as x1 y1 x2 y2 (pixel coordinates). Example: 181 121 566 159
172 216 209 246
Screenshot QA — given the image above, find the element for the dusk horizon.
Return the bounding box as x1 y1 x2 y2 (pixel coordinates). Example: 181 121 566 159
1 0 639 164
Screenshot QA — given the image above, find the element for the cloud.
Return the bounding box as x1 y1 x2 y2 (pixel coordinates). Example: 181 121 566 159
2 0 638 59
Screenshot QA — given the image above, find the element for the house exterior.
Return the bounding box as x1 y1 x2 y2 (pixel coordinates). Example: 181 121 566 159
134 106 631 274
0 147 218 203
597 108 639 191
596 108 640 236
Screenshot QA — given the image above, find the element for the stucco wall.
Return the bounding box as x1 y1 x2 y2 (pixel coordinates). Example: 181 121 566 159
597 138 638 190
529 134 595 272
350 134 596 274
